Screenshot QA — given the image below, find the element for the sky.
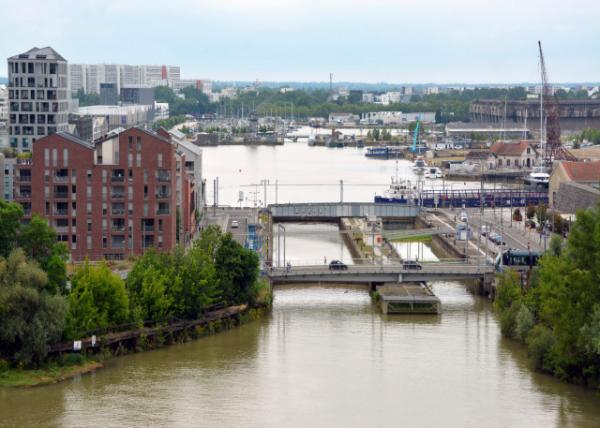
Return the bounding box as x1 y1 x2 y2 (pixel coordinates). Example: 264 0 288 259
0 0 599 84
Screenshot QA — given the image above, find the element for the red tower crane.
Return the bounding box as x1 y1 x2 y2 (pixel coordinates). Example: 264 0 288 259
538 41 577 162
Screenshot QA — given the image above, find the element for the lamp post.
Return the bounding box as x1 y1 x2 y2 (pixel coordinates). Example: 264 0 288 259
277 224 286 268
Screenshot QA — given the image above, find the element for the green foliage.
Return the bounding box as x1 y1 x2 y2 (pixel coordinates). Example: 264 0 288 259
574 128 600 145
74 89 101 107
155 86 211 117
0 249 66 365
535 203 548 227
0 200 24 258
215 234 260 305
153 115 186 131
495 202 600 388
127 226 261 323
65 262 130 339
548 235 564 257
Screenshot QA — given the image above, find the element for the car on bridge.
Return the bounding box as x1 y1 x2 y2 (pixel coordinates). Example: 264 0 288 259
329 260 348 271
402 260 422 270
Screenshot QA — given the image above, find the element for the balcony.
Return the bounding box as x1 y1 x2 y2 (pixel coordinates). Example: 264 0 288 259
54 226 68 233
157 173 171 182
111 224 126 232
142 225 154 232
156 209 170 215
16 174 31 182
15 191 31 199
54 175 69 182
111 175 125 182
111 208 125 216
54 209 68 216
53 192 68 199
155 191 170 199
111 192 125 199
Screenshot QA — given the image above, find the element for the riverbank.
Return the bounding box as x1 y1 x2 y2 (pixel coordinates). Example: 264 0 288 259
0 360 103 388
1 304 271 388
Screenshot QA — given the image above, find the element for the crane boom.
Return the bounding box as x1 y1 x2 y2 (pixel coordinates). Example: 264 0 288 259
411 117 420 153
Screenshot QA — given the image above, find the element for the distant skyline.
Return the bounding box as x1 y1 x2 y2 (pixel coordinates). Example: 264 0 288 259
1 0 599 84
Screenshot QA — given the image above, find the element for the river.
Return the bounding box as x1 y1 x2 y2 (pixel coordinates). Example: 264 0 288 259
2 143 600 427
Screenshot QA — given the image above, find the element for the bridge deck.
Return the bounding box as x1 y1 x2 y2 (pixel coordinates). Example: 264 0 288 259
269 202 420 220
268 263 495 284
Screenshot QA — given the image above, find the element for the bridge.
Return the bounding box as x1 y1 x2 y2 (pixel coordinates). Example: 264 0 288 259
267 262 495 286
269 202 420 221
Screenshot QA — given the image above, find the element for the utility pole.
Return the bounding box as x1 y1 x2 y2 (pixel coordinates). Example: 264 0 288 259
275 179 279 204
340 179 344 203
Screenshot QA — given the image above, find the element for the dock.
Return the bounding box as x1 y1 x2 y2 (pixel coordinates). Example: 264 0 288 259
377 283 441 314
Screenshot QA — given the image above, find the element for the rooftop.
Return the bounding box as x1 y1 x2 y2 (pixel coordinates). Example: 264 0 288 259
559 160 600 182
489 140 534 157
9 47 66 62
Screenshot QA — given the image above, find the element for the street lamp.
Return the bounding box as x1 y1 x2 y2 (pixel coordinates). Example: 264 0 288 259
277 223 286 268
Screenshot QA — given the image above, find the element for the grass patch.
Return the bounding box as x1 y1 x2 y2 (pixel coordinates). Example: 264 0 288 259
0 359 102 388
391 235 433 244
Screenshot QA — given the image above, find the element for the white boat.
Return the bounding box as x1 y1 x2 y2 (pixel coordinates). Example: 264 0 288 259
424 166 443 179
524 166 550 189
412 156 426 171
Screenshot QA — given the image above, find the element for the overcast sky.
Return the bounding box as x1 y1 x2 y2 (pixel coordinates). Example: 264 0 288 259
1 0 598 83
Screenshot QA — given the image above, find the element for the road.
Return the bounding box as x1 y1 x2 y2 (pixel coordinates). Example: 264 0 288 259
203 207 258 246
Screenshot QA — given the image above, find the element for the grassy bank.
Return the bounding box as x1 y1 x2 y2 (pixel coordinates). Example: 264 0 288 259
0 304 271 388
391 235 433 244
0 359 102 388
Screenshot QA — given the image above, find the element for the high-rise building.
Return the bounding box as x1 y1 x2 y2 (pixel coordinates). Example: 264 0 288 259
13 127 198 261
0 85 9 121
70 64 181 95
7 47 70 152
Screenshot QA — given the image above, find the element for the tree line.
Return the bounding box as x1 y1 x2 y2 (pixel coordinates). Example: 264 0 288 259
495 203 600 389
0 199 266 367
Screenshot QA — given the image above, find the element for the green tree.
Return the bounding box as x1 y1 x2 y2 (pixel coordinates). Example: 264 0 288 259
0 249 66 365
65 262 130 339
74 89 101 107
0 200 24 258
215 234 259 305
18 214 68 294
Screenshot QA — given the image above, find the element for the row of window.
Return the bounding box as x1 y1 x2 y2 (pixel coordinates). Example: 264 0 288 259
57 233 164 251
10 113 58 125
9 101 62 112
9 61 61 75
9 88 61 100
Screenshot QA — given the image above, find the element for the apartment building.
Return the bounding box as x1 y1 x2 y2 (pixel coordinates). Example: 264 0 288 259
14 127 197 261
7 47 70 152
70 64 181 94
0 85 8 121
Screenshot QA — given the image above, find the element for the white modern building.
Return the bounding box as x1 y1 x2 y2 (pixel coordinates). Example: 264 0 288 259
7 47 71 152
0 85 9 121
76 105 154 130
360 111 436 125
69 63 182 95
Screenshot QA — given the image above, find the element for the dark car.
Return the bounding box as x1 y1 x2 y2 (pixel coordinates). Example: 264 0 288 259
329 260 348 270
402 260 422 270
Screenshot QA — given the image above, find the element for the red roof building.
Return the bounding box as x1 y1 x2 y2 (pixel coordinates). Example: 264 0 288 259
13 127 197 261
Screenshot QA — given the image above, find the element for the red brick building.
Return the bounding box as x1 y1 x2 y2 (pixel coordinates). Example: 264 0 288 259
14 127 197 261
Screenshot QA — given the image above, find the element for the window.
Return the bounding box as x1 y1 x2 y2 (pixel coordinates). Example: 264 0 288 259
87 202 92 214
52 148 57 167
87 235 92 250
87 220 92 232
63 148 68 166
136 153 141 167
157 153 163 168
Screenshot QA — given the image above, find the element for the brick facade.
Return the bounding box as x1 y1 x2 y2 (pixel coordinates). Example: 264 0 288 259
14 127 196 261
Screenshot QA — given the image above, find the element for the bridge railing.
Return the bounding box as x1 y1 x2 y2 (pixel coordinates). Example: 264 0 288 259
268 260 494 276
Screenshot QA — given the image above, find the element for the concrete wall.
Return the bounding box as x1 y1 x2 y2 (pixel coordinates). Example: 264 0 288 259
555 181 600 213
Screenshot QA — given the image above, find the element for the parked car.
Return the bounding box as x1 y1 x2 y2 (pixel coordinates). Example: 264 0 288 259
329 260 348 271
480 225 490 236
489 233 506 246
402 260 422 270
231 220 239 229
